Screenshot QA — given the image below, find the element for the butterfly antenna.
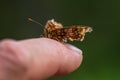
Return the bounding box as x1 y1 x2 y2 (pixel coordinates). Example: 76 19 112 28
28 18 43 26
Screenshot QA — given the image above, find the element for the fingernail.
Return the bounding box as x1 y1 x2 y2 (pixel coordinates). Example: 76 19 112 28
65 44 82 55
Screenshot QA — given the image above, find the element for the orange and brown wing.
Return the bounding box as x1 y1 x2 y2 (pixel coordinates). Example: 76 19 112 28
47 26 92 42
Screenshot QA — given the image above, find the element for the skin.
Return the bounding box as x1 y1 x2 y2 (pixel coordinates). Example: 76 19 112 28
0 38 83 80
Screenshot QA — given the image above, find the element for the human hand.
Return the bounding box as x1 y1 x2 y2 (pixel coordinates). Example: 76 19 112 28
0 38 83 80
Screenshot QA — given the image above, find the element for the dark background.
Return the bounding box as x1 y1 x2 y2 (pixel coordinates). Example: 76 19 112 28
0 0 120 80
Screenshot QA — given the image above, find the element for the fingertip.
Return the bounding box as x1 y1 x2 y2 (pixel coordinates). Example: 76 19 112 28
55 44 83 76
19 38 83 77
23 38 83 76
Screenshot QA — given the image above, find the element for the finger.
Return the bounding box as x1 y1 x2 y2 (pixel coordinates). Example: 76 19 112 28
0 38 83 80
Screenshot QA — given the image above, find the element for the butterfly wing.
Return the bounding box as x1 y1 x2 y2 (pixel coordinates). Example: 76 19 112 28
48 26 92 42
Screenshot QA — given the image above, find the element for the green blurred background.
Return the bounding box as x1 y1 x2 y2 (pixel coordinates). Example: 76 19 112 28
0 0 120 80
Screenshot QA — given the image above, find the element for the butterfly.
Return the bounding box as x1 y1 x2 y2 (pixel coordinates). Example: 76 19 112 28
28 18 93 43
43 19 92 42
